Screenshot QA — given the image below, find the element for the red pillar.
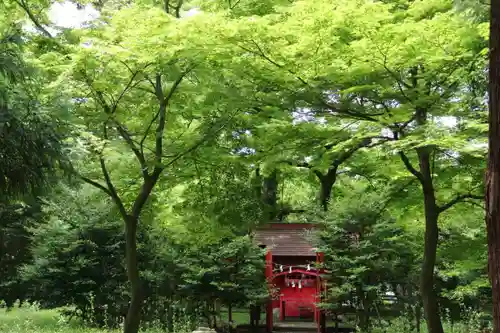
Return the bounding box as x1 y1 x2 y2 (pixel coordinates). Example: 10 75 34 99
316 252 325 333
265 250 273 333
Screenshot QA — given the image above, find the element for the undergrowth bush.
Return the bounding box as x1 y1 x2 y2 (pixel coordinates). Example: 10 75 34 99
0 305 197 333
366 309 491 333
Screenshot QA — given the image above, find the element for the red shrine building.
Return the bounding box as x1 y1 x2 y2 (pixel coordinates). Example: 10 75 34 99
253 223 326 333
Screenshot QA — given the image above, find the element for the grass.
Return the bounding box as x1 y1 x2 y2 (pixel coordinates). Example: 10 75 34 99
0 306 103 333
0 305 229 333
2 305 489 333
0 306 167 333
218 310 251 325
0 305 249 333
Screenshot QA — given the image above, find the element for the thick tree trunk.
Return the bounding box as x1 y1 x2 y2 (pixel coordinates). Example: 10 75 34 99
318 173 337 211
124 217 143 333
417 148 444 333
487 2 500 332
259 168 279 220
317 167 338 211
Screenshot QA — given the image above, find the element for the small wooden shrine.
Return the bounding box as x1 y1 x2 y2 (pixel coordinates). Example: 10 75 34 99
253 223 326 333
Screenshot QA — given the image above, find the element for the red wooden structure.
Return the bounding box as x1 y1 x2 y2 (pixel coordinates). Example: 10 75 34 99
254 223 326 333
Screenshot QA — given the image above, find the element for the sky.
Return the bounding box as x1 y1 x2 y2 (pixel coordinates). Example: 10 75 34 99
48 2 99 29
47 1 199 29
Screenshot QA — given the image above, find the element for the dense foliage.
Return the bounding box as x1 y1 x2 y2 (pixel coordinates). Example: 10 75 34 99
0 0 494 333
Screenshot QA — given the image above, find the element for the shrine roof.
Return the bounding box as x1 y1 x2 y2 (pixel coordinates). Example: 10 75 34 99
253 223 319 257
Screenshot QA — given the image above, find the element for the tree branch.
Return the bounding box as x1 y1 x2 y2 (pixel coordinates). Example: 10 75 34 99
79 176 112 197
238 42 308 86
317 99 381 122
228 0 242 9
163 0 183 17
151 71 189 174
82 69 151 179
99 123 128 220
162 108 241 171
112 119 149 179
399 152 424 183
438 193 484 213
174 0 184 18
112 62 153 112
14 0 53 38
334 137 373 164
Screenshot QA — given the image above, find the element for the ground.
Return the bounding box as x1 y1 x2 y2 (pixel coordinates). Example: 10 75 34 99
0 305 485 333
0 306 251 333
0 306 155 333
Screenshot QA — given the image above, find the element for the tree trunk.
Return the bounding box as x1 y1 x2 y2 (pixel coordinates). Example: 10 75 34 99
318 168 337 211
167 302 174 333
416 304 421 333
487 2 500 332
259 168 279 221
417 148 444 333
124 216 143 333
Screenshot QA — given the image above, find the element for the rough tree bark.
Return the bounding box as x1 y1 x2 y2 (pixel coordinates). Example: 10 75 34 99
415 148 444 333
486 1 500 332
314 139 373 211
124 215 142 333
316 167 338 212
255 167 279 221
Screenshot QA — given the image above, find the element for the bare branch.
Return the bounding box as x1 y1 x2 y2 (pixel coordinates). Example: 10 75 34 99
82 68 151 178
228 0 242 9
112 62 154 113
143 70 192 174
155 105 167 170
238 42 308 86
139 78 185 153
14 0 53 38
140 109 161 157
112 119 149 178
317 99 381 122
161 108 241 171
80 176 112 197
342 170 376 188
399 151 424 182
438 193 484 214
100 123 128 220
111 73 140 113
396 114 417 133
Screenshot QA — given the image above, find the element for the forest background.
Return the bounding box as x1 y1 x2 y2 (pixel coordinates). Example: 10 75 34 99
0 1 495 333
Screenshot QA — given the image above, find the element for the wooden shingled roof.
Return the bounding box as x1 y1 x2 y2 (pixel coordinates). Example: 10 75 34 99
253 223 318 256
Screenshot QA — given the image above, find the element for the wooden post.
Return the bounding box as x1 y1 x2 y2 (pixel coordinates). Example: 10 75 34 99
265 250 273 333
